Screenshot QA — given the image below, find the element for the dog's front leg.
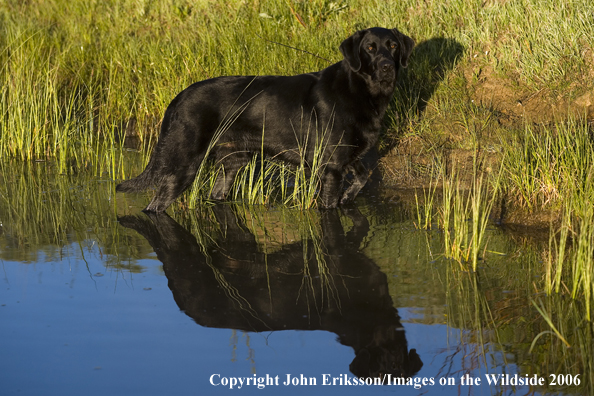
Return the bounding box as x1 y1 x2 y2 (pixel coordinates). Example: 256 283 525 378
339 160 370 205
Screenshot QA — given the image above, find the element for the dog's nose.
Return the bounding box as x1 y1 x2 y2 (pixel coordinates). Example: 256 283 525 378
380 60 395 73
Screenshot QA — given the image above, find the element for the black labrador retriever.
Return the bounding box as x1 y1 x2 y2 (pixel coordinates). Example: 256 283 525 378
117 27 414 212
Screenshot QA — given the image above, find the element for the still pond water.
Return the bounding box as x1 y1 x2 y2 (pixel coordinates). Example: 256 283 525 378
0 161 590 395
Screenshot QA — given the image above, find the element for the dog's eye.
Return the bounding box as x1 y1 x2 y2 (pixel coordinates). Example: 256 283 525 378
367 45 375 52
390 43 397 49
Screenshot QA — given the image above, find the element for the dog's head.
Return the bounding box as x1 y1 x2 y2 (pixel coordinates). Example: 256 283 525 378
340 27 415 86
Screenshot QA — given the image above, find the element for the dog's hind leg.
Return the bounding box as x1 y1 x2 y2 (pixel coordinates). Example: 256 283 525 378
143 159 203 213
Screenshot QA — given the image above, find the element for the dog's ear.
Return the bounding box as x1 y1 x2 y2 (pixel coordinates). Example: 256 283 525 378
392 29 415 68
340 30 367 72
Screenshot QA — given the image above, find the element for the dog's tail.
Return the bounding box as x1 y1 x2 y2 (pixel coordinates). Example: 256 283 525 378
116 157 158 193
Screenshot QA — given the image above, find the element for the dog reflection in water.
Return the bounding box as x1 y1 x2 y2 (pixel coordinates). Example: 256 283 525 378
119 206 422 379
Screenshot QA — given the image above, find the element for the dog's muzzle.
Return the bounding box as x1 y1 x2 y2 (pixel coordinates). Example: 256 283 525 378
378 59 396 82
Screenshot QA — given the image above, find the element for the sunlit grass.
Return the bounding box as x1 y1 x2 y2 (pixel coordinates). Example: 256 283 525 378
2 0 592 166
411 153 500 271
413 117 594 312
413 176 438 230
500 121 594 209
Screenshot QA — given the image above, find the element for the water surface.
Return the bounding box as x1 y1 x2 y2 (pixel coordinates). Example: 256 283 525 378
0 162 589 395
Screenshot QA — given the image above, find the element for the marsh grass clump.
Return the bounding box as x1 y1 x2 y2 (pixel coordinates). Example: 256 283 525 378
410 118 594 321
185 152 326 212
497 119 594 318
440 168 499 271
180 106 337 210
411 153 501 271
500 121 594 210
413 178 438 230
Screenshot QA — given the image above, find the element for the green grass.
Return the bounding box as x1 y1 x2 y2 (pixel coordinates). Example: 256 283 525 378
412 157 500 271
2 0 592 161
409 118 594 316
2 0 593 207
499 121 594 210
180 105 336 209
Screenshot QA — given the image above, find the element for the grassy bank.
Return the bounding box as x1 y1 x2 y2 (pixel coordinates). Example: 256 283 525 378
2 0 592 203
2 0 592 161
